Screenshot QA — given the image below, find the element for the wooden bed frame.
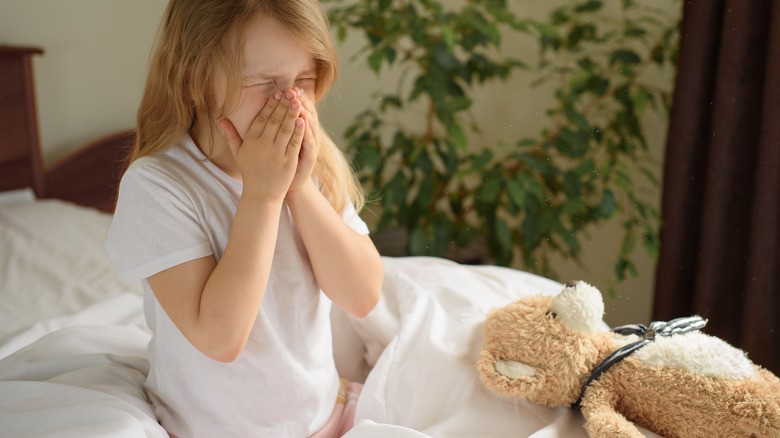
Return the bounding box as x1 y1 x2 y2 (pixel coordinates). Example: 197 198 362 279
0 45 134 213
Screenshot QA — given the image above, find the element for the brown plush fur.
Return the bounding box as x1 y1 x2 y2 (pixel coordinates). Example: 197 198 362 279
477 292 780 438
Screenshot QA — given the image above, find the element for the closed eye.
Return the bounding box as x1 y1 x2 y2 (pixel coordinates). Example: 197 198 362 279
245 81 274 88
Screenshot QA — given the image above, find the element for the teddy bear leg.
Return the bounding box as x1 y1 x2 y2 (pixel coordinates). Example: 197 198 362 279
582 390 645 438
729 390 780 437
756 368 780 402
582 411 646 438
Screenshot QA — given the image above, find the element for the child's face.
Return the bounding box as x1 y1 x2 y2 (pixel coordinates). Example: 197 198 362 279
222 16 317 139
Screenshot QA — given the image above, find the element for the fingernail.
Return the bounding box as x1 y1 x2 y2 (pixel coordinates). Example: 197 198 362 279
296 118 304 128
273 92 282 101
297 88 303 96
291 100 299 109
285 90 295 100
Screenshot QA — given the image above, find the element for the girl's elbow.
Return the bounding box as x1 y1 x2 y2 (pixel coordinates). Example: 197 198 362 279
193 335 246 363
209 347 243 363
352 288 381 318
351 275 383 318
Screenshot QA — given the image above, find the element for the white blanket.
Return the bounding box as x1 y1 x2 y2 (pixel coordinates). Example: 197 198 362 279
346 257 645 438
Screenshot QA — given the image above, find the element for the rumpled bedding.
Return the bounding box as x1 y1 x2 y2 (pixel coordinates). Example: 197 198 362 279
0 195 657 437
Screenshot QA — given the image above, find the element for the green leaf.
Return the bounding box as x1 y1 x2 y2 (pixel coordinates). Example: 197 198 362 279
563 171 581 198
382 172 407 211
368 50 384 74
384 46 397 65
568 70 592 95
470 149 493 170
576 158 596 178
415 149 434 174
408 224 429 255
380 95 403 110
621 222 637 254
416 173 436 208
515 138 538 148
574 1 603 13
556 128 589 158
476 177 501 204
521 214 541 251
562 198 587 216
448 96 472 113
614 257 638 280
517 153 555 176
625 27 647 38
442 23 456 49
431 41 458 71
567 23 597 48
495 217 513 250
534 22 561 40
355 145 382 171
597 189 617 218
565 107 590 131
610 49 642 66
506 179 526 211
448 123 468 150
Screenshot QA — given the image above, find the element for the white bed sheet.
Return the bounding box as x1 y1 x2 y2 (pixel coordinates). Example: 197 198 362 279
0 198 658 437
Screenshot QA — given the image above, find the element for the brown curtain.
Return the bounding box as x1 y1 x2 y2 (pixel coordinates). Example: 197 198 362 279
653 0 780 375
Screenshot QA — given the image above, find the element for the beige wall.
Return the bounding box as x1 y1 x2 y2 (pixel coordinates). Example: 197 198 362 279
0 0 678 327
0 1 166 165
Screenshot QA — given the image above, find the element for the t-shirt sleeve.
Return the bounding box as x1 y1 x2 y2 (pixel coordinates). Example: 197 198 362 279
341 200 370 236
106 164 212 284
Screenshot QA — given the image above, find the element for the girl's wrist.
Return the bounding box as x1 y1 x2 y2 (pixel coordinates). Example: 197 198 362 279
285 178 318 205
239 189 286 209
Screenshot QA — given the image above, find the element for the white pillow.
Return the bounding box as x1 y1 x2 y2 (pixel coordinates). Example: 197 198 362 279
0 188 36 207
0 199 142 345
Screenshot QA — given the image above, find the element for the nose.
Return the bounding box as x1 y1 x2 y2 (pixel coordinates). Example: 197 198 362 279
276 79 296 93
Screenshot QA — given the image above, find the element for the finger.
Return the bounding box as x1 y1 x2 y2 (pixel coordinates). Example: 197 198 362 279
298 92 321 143
272 92 303 144
287 116 305 157
262 89 296 139
218 119 242 158
245 91 283 140
298 92 317 123
301 114 315 156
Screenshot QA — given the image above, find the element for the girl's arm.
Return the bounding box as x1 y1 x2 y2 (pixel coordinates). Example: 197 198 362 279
146 91 304 363
286 94 383 317
286 182 383 317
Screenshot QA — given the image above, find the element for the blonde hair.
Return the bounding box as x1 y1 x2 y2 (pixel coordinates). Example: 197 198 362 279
133 0 363 212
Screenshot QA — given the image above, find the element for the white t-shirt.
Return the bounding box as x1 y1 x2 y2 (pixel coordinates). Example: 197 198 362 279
106 135 369 438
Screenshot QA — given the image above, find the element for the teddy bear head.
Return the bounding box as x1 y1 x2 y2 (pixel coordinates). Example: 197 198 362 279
477 281 609 407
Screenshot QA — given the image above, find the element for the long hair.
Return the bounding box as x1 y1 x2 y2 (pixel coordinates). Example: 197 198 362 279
133 0 363 212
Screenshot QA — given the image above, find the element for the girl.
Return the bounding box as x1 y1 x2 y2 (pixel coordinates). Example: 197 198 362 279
106 1 383 437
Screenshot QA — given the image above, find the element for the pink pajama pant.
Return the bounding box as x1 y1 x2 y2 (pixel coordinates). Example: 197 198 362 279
309 379 363 438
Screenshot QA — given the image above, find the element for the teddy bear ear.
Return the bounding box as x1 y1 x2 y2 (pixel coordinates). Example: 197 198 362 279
550 281 604 333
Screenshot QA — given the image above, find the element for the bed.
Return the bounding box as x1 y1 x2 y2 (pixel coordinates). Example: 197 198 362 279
0 45 660 437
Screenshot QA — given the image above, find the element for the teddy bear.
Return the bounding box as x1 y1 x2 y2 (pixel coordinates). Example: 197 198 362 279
476 281 780 438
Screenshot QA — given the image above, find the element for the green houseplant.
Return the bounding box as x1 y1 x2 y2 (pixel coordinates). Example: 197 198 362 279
324 0 680 285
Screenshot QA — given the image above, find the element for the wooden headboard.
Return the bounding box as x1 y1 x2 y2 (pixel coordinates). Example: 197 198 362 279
0 46 45 197
0 45 133 213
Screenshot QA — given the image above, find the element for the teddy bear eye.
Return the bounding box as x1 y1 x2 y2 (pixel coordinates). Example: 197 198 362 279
546 311 558 319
